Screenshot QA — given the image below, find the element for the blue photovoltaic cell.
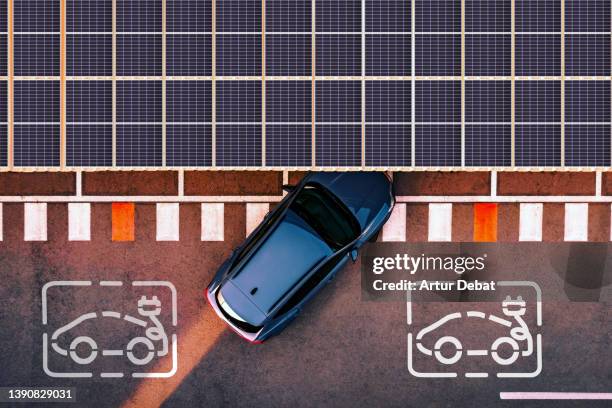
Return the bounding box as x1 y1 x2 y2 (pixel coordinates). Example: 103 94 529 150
166 125 212 167
0 81 6 123
167 81 212 123
265 125 312 167
365 81 411 123
565 81 610 123
565 125 610 166
116 125 163 166
516 81 560 123
416 35 461 76
216 35 261 76
515 35 560 76
366 35 411 76
67 35 112 76
67 0 112 32
365 125 411 167
67 81 112 123
565 0 610 32
216 125 262 167
465 35 510 76
465 81 511 123
315 125 361 167
516 0 560 32
0 126 6 167
415 125 461 167
565 35 610 76
0 81 5 166
316 0 361 32
315 81 360 123
217 0 261 32
416 0 460 32
465 0 510 32
266 0 311 32
117 35 162 76
266 81 311 123
15 0 59 32
366 0 411 33
67 125 112 166
14 35 59 76
14 81 59 123
0 0 6 32
166 35 212 76
515 125 561 166
416 81 461 123
0 35 6 76
316 35 361 76
266 35 311 76
216 81 261 123
117 0 162 32
117 81 162 123
167 0 212 33
14 125 60 167
465 125 511 166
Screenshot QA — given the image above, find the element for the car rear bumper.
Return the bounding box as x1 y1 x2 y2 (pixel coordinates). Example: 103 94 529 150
204 287 264 344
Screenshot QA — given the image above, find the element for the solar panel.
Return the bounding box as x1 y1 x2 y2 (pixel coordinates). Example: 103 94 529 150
3 0 612 168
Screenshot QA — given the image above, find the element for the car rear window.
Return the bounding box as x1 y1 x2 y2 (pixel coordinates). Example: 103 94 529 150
290 184 360 250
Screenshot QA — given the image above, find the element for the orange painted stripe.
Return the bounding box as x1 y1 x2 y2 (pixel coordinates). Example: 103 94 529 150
112 203 134 241
473 203 498 242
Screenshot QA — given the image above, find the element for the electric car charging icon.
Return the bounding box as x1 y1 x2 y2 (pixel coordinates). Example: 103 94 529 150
407 280 542 378
416 296 533 367
50 296 169 366
42 280 178 378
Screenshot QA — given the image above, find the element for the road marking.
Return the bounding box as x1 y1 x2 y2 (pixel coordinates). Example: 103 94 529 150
201 203 224 241
564 203 588 241
246 203 269 236
156 203 179 241
382 203 406 242
68 203 91 241
24 203 47 241
474 203 497 242
519 203 542 241
428 203 452 241
112 203 134 241
500 392 612 400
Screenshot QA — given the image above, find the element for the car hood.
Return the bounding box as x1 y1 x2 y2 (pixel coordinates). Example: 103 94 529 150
307 172 392 230
221 210 332 325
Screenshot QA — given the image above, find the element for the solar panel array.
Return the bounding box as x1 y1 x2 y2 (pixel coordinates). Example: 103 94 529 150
1 0 611 168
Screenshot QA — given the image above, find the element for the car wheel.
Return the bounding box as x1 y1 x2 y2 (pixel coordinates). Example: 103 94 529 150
491 337 520 366
69 336 98 365
126 337 156 365
433 336 462 365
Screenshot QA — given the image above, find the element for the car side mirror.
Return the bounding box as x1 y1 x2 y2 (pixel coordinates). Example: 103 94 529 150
350 249 358 262
282 184 296 193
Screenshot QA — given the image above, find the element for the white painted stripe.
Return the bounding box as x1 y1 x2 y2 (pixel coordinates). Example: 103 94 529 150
156 203 179 241
24 203 47 241
0 203 3 241
68 203 91 241
519 203 543 241
500 392 612 400
382 203 406 242
564 203 588 241
201 203 224 241
246 203 269 236
428 203 452 241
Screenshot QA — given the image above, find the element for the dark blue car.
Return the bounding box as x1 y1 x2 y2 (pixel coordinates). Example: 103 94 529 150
206 172 394 343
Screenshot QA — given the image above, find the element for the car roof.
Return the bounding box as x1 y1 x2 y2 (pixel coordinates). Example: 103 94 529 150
228 209 333 316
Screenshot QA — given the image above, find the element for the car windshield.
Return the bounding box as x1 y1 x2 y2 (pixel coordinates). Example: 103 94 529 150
290 183 361 251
